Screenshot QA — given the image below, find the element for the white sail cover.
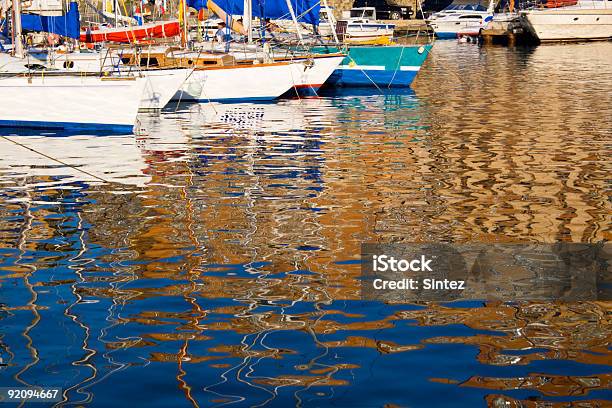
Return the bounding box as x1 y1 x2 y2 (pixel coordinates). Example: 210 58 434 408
21 0 63 16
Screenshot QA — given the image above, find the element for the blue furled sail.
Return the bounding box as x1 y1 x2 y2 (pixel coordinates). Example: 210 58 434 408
21 2 80 39
187 0 320 25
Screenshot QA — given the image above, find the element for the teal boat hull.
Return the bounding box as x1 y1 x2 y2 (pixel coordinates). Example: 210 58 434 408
312 44 432 88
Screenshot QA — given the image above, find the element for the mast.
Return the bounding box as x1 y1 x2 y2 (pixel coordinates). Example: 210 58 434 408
11 0 24 57
283 0 304 44
320 0 339 44
181 0 188 47
206 0 246 35
487 0 495 13
113 0 118 26
243 0 252 43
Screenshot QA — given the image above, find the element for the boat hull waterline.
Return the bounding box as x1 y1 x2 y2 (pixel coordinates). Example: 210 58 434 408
140 68 192 111
521 7 612 41
172 61 307 102
312 44 432 88
283 55 345 95
0 75 146 132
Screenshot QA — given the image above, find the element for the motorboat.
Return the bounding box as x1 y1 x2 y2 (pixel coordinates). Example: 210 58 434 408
520 0 612 42
427 1 494 38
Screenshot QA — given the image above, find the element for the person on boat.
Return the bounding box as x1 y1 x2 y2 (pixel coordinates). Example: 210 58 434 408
214 21 232 51
264 18 281 33
264 18 280 40
215 22 232 42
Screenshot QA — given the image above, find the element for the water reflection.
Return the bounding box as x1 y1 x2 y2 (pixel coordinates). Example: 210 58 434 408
0 41 610 407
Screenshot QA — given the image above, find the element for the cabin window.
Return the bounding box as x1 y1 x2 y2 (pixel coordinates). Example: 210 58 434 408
350 9 373 18
140 57 159 66
459 15 482 19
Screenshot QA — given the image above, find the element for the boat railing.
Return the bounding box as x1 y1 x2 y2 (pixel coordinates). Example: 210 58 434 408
99 44 142 77
520 0 606 9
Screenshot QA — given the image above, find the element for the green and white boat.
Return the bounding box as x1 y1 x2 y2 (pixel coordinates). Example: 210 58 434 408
311 44 432 88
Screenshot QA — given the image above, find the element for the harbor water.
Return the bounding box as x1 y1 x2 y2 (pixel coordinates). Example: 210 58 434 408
1 40 611 407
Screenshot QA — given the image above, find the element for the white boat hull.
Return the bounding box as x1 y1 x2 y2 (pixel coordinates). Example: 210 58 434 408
140 68 191 110
429 14 493 38
521 7 612 41
0 75 146 132
46 53 189 111
3 52 186 112
173 62 305 102
284 55 344 92
333 22 395 42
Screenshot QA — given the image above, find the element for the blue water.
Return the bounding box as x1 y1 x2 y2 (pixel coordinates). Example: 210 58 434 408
1 41 611 407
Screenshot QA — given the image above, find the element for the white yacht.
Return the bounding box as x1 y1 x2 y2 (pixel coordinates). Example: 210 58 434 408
427 1 494 38
322 6 395 43
520 0 612 42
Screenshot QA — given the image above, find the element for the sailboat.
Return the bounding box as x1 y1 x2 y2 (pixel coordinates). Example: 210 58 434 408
219 0 432 88
13 1 191 112
0 57 146 131
0 0 145 132
118 47 309 101
80 20 181 43
187 0 344 94
112 0 333 101
304 1 432 88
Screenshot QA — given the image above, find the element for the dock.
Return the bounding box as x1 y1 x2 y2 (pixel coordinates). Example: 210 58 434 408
480 28 531 45
389 19 432 36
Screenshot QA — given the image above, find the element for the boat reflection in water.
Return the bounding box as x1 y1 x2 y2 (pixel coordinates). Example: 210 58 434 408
0 41 611 407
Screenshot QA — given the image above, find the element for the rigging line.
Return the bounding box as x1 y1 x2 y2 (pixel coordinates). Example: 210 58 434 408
387 43 406 89
346 53 383 93
173 48 218 114
0 135 110 183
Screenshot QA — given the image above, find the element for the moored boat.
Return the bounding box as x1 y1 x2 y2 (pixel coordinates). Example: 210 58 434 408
7 47 191 112
206 45 345 95
334 7 396 44
174 60 308 102
139 67 193 110
427 1 494 39
275 54 346 95
310 44 432 88
119 48 308 102
520 0 612 42
0 0 145 132
0 71 146 132
80 20 181 44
